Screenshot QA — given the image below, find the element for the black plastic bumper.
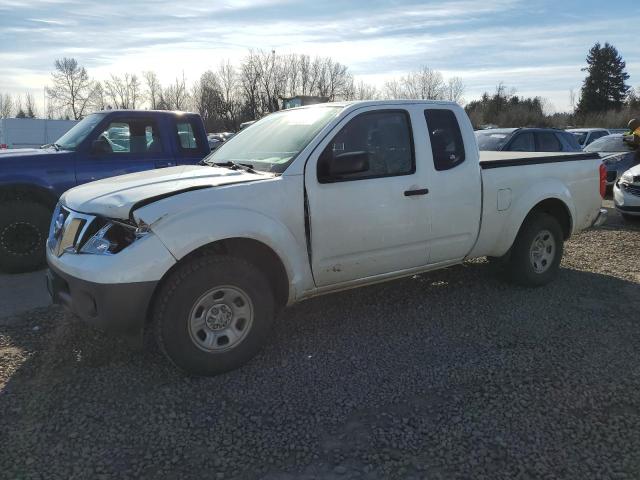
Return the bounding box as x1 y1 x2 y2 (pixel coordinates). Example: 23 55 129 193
46 263 157 338
615 204 640 212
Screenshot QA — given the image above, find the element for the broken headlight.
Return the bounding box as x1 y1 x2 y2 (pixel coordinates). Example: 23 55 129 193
79 219 150 255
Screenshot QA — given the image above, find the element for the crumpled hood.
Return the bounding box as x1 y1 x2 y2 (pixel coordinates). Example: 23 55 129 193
61 165 271 219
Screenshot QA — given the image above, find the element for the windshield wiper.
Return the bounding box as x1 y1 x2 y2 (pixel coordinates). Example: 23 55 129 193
211 161 259 173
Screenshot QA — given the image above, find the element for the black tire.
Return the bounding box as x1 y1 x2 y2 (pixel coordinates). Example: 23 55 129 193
153 254 275 376
0 201 51 273
506 212 564 287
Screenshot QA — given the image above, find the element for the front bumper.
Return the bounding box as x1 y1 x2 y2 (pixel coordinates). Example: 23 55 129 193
614 182 640 216
47 262 157 337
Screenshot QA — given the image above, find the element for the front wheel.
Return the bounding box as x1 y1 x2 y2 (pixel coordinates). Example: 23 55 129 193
0 201 51 273
506 213 564 287
153 254 275 376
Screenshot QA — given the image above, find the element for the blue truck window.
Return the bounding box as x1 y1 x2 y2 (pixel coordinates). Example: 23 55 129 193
96 119 162 154
177 122 198 150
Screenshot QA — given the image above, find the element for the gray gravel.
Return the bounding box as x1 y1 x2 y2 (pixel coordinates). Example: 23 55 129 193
1 215 640 479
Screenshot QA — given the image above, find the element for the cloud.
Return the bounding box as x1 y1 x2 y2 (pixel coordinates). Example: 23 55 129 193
0 0 637 112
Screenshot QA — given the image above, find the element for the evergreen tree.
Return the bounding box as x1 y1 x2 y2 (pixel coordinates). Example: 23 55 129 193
577 42 629 114
16 108 26 118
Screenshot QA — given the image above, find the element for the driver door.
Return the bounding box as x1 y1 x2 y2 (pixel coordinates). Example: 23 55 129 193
76 115 170 184
304 107 432 287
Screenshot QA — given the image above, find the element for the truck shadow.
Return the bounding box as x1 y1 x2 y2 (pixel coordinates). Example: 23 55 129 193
2 259 640 478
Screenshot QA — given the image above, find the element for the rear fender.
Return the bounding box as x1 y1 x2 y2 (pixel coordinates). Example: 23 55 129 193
479 179 575 258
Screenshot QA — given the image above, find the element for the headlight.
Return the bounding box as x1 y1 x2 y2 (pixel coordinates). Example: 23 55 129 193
621 172 634 185
80 219 150 255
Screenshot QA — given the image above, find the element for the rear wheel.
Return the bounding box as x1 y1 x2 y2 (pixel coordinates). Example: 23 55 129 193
153 254 275 376
506 213 564 287
0 201 51 273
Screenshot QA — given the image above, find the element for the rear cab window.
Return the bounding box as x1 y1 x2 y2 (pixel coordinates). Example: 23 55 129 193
424 109 465 170
176 117 207 156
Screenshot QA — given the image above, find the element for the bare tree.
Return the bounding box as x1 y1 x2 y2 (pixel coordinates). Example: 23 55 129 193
46 57 100 119
25 93 38 118
402 66 445 100
162 73 189 110
256 49 286 113
105 73 141 109
192 70 224 130
92 82 108 111
383 79 404 99
217 61 242 129
0 93 14 118
298 54 315 96
143 71 163 109
239 51 263 120
445 77 465 104
319 58 351 100
345 79 379 100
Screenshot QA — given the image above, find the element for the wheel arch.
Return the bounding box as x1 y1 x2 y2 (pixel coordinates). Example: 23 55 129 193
0 183 58 210
522 197 573 240
148 237 290 326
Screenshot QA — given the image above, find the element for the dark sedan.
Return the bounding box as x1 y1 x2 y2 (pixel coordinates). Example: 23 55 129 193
476 128 582 153
584 134 639 185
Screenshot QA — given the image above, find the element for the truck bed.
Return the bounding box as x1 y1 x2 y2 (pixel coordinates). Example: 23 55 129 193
470 150 603 260
479 151 600 169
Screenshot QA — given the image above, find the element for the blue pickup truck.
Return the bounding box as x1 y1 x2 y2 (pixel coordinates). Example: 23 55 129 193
0 110 210 273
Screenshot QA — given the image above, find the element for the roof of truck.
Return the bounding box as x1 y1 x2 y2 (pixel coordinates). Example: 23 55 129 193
566 128 609 132
296 99 460 109
94 109 199 116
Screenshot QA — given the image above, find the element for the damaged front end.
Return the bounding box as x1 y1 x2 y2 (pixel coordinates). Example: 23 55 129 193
48 203 155 257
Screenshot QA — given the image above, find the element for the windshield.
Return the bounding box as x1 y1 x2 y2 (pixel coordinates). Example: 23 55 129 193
204 106 341 173
55 113 106 151
475 131 512 151
584 135 634 153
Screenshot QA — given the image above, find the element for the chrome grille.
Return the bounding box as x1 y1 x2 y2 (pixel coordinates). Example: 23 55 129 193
622 183 640 197
47 204 96 256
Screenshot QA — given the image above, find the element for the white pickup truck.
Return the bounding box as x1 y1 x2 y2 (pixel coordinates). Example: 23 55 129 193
46 100 607 375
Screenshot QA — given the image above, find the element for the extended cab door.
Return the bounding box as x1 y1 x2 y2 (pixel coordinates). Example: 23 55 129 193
304 106 432 287
76 114 173 184
421 107 482 264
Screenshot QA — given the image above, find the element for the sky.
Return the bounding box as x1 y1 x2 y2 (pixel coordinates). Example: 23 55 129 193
0 0 638 113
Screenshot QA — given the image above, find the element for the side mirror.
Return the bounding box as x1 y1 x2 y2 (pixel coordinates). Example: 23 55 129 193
328 151 370 176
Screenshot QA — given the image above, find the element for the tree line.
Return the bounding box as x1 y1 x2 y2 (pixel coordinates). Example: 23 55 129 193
2 42 637 131
0 50 465 132
467 42 639 129
0 92 39 119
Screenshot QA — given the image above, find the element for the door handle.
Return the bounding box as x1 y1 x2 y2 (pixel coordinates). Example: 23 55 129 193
404 188 429 197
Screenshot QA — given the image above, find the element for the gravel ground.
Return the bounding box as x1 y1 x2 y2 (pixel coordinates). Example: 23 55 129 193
1 215 639 479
